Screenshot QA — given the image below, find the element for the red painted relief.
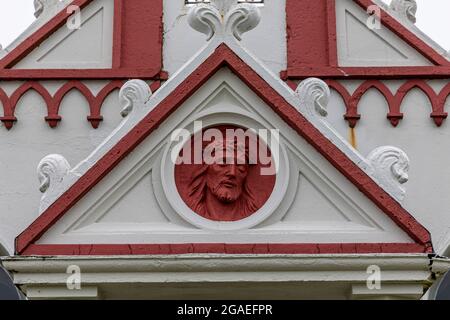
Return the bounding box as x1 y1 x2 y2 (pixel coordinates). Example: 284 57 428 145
0 80 124 130
175 126 276 222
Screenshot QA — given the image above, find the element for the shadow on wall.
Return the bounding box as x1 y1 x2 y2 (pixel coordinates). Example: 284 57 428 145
0 244 7 257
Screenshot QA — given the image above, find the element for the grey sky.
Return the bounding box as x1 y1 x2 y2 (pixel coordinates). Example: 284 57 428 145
0 0 449 50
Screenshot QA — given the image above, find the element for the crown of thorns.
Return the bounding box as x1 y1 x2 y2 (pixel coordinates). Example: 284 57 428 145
205 137 252 164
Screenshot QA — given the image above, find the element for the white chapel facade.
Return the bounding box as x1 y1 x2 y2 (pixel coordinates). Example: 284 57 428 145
0 0 449 299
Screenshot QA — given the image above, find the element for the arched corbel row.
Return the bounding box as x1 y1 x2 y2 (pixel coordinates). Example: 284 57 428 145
3 82 54 129
350 81 402 127
51 81 96 128
0 80 137 130
1 78 449 130
395 80 447 127
322 79 449 128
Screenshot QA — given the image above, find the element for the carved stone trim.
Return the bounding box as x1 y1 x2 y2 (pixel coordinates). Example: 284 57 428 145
389 0 418 24
187 0 261 41
295 78 330 117
34 0 63 19
368 146 410 203
37 154 71 212
119 79 152 118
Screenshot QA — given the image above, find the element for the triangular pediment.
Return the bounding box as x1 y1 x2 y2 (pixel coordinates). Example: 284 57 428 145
15 3 431 254
12 0 113 69
34 70 415 247
336 0 433 66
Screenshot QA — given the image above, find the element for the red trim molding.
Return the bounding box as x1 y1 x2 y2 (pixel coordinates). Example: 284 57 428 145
0 69 166 80
22 243 431 256
112 0 124 69
286 0 334 72
282 67 450 80
324 79 449 128
112 0 163 71
15 44 432 256
0 0 94 69
0 0 164 80
354 0 450 66
327 0 338 67
0 80 125 129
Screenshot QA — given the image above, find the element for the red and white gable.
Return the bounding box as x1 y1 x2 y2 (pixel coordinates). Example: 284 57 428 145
1 0 450 300
15 1 431 256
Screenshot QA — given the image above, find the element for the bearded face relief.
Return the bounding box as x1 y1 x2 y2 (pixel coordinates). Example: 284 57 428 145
174 125 276 222
206 162 249 204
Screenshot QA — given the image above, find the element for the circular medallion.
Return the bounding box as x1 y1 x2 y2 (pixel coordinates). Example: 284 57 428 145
174 125 276 222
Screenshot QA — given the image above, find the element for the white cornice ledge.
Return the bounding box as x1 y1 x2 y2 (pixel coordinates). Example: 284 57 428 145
2 254 430 279
2 254 432 299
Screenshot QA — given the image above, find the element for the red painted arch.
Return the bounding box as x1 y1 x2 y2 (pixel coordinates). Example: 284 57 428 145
0 80 132 130
15 43 432 256
351 81 401 127
396 80 437 112
4 82 53 129
89 80 124 128
9 82 53 114
318 79 449 128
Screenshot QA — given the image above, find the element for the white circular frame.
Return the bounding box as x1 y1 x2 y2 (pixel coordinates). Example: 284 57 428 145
161 113 290 231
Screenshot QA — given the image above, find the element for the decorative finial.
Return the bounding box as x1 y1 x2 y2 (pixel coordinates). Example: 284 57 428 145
368 146 410 202
389 0 417 24
187 0 261 41
34 0 61 19
295 78 330 117
37 154 71 213
119 80 152 118
37 154 70 194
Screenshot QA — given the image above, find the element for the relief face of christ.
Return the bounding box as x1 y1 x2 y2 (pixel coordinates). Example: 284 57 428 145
174 126 276 222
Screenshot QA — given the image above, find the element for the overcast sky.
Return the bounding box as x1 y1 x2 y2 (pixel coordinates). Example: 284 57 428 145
0 0 449 50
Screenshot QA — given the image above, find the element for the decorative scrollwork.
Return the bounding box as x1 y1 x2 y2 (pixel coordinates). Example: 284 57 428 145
389 0 417 24
37 154 70 194
224 4 262 41
187 4 222 41
34 0 60 18
368 146 410 202
119 79 152 118
295 78 330 117
187 0 261 41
